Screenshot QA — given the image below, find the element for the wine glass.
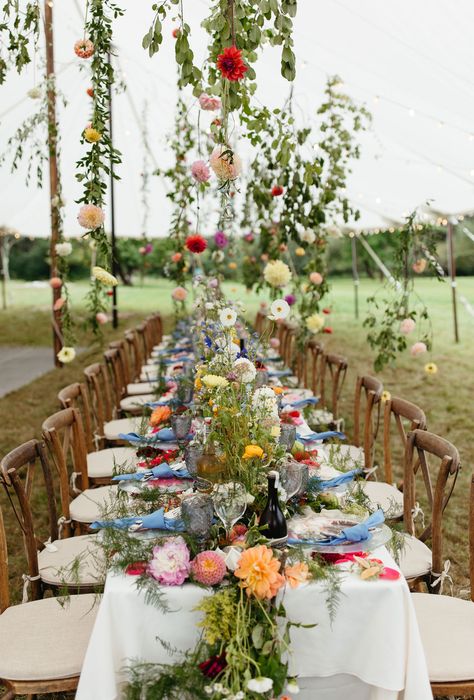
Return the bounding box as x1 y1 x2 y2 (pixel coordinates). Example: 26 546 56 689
279 423 296 452
212 481 247 538
171 414 192 448
278 460 305 501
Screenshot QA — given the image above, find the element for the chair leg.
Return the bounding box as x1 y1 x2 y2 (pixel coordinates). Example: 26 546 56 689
1 691 15 700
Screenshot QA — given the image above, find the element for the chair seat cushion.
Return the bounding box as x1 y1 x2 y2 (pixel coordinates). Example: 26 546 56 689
70 485 118 524
360 480 404 517
398 534 432 580
127 381 156 395
38 534 104 586
120 393 154 412
0 593 98 681
140 367 160 382
87 446 139 479
103 417 141 441
413 592 474 682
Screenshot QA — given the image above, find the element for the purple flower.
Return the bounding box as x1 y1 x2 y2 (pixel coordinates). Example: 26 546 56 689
144 243 153 254
214 230 228 249
147 536 191 586
284 294 296 306
208 278 219 289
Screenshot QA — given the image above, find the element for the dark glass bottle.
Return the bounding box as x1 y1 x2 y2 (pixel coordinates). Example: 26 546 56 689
259 471 287 540
239 338 248 357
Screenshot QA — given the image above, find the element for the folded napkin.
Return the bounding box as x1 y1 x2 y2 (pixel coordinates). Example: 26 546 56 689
159 356 192 366
112 462 190 481
268 369 293 378
288 509 384 546
118 428 192 444
310 468 362 490
296 430 346 442
90 507 185 532
145 400 172 408
157 346 191 355
283 397 320 409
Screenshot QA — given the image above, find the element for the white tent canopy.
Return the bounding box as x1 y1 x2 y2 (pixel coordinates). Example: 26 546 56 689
2 0 474 238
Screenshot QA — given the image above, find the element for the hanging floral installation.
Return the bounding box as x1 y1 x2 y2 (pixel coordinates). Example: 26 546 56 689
363 210 443 371
0 0 40 83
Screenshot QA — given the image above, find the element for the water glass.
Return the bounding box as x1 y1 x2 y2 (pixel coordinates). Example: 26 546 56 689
181 493 214 547
279 460 305 501
184 444 204 478
212 481 247 537
171 414 192 445
255 370 269 388
279 423 296 452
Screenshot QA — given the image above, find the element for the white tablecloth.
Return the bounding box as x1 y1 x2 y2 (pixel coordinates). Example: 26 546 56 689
76 547 432 700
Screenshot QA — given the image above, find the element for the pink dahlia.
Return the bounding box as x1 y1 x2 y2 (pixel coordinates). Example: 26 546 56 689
400 318 416 335
191 550 226 586
198 93 221 111
172 286 187 302
191 160 211 183
309 271 323 285
171 252 182 263
77 204 105 230
410 341 427 357
147 536 191 586
209 144 241 181
214 230 228 249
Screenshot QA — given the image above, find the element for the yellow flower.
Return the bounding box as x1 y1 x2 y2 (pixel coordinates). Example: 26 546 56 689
381 390 391 403
263 260 292 288
84 127 102 143
201 374 229 389
270 425 281 438
57 346 76 364
295 247 306 257
242 444 264 460
228 262 237 270
92 265 118 287
194 376 203 390
272 386 284 395
424 362 438 375
305 313 325 334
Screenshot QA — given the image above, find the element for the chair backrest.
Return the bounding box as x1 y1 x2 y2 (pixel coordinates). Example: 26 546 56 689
58 382 95 453
320 353 348 421
353 374 383 469
403 429 460 584
125 330 143 382
306 339 324 395
104 347 126 412
84 362 114 446
109 339 131 386
42 407 89 535
136 323 151 361
254 310 265 334
0 499 9 611
148 312 163 347
0 439 57 603
383 396 427 484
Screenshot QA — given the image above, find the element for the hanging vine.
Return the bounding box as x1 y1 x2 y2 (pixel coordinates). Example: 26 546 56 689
0 0 40 84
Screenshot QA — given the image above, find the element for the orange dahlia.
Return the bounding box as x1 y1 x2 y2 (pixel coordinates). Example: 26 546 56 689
285 561 309 589
149 405 172 428
234 545 285 599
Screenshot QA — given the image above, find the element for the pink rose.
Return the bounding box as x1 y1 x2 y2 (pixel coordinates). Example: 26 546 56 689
191 159 211 183
198 93 221 111
410 341 427 357
96 312 108 325
309 271 323 285
400 318 416 335
147 537 191 586
172 286 187 302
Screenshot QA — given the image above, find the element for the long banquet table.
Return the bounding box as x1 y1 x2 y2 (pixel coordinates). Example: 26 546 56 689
76 546 432 700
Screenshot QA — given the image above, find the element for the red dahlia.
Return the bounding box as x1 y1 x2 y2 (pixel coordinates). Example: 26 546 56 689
86 87 94 98
185 234 207 254
323 327 333 334
172 27 180 38
322 308 331 315
271 185 284 197
216 45 248 81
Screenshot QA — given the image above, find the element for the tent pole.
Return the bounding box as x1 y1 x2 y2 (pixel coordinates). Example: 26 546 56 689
447 220 460 343
351 235 359 319
44 0 62 366
108 50 118 329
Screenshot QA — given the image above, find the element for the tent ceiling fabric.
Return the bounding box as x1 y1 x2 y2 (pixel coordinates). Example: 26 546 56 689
2 0 474 238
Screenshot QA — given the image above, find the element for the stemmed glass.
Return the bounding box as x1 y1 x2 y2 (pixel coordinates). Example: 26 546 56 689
212 481 247 539
278 460 305 502
171 414 192 448
279 424 296 452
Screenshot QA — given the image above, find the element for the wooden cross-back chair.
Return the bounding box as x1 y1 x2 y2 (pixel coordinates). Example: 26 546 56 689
58 381 95 453
108 339 154 414
412 473 474 697
353 374 383 470
148 312 163 348
0 490 98 700
104 347 126 414
403 429 460 592
305 339 324 395
383 396 427 485
320 353 348 421
125 329 143 382
1 439 103 598
254 310 265 334
83 362 114 449
42 408 119 533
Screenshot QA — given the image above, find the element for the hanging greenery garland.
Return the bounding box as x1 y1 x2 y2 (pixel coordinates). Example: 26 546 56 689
0 0 40 84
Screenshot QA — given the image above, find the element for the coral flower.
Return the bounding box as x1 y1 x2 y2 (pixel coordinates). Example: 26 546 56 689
412 259 427 274
228 262 237 270
172 27 180 38
322 327 333 334
77 204 105 230
285 561 309 589
86 87 94 97
271 185 284 197
171 252 182 263
235 545 285 599
95 312 108 325
74 39 94 58
400 318 416 335
209 144 241 181
185 234 207 254
53 297 65 311
191 550 227 585
198 93 221 111
216 45 248 81
309 271 323 285
242 444 264 460
172 286 188 302
49 277 62 290
410 341 427 357
150 405 172 428
191 160 211 183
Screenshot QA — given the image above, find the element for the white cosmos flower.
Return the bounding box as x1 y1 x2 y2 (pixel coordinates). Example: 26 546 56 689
219 307 237 327
299 228 316 244
287 679 301 694
247 677 273 693
57 346 76 364
55 242 72 257
268 298 290 321
233 357 257 383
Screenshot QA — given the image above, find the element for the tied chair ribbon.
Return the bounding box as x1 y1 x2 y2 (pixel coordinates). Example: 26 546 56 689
21 573 41 603
430 560 454 595
411 501 425 529
57 515 72 538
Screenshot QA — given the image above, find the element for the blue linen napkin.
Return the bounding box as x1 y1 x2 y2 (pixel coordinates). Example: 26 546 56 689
111 462 191 481
90 507 185 532
268 368 293 378
157 346 191 355
118 428 192 444
309 468 363 491
145 400 172 408
288 509 385 546
296 430 346 442
283 397 320 408
158 356 192 366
